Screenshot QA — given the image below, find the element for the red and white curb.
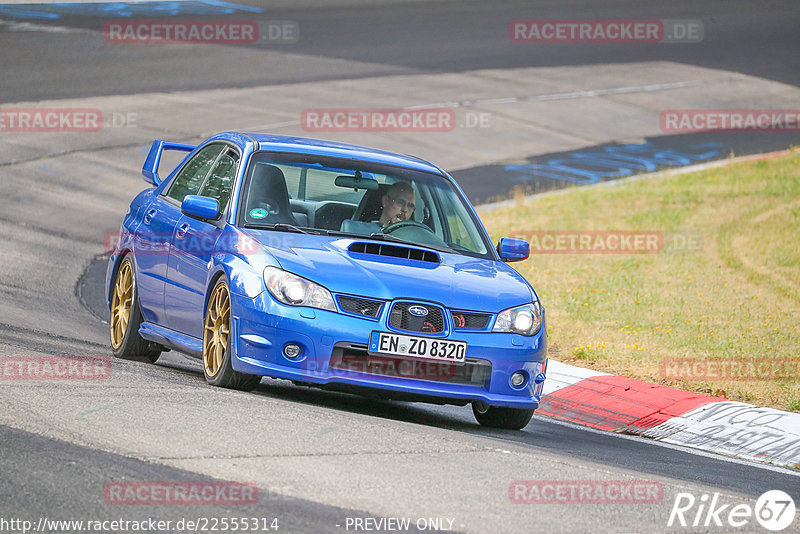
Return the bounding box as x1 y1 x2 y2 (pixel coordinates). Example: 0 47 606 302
541 360 800 469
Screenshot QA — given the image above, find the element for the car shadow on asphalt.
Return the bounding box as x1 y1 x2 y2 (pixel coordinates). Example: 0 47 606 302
154 349 487 432
141 354 800 498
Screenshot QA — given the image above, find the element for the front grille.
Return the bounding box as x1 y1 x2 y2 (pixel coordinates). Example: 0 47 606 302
338 295 383 318
451 311 492 330
389 302 445 333
330 343 491 386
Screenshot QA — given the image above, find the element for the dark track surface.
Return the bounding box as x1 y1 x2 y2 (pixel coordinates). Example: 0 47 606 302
2 1 799 532
79 256 800 500
0 0 798 103
0 425 421 534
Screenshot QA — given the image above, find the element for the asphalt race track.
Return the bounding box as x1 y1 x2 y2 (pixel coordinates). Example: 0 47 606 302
1 0 799 102
1 1 799 533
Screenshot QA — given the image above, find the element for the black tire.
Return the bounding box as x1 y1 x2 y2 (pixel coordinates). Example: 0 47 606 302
109 255 161 363
472 401 534 430
202 278 261 391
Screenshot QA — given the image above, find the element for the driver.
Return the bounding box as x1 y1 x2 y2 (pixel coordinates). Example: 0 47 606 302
378 181 416 229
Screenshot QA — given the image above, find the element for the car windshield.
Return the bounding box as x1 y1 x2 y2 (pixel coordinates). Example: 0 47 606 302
237 151 492 259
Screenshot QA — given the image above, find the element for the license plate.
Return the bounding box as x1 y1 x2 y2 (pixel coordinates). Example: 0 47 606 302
368 331 467 364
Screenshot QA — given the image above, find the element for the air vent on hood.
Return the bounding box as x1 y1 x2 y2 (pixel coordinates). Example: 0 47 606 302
348 242 440 263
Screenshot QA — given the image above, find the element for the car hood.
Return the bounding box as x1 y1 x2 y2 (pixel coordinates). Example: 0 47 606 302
244 230 534 312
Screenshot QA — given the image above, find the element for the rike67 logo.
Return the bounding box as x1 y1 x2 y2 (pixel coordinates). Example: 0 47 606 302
668 490 796 531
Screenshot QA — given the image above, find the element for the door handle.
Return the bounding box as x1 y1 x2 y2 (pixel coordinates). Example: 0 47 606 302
143 209 156 224
176 223 189 239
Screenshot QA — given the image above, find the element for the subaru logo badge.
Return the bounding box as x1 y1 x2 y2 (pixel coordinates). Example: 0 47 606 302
408 305 429 317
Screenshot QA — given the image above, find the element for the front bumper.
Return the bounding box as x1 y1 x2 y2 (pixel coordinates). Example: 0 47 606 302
229 291 547 409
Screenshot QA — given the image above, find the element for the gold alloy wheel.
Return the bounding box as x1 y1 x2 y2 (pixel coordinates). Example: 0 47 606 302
203 282 230 378
110 261 133 349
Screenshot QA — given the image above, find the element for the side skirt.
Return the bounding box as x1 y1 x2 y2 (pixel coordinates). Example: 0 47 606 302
139 322 203 358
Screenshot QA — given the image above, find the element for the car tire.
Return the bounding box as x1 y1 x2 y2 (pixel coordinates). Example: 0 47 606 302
109 255 161 363
203 278 261 391
472 401 534 430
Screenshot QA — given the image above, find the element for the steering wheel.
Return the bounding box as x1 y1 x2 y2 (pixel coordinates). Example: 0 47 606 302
382 220 450 249
382 220 434 234
383 220 433 234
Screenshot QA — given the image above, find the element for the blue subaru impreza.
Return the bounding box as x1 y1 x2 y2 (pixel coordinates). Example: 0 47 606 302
106 132 547 429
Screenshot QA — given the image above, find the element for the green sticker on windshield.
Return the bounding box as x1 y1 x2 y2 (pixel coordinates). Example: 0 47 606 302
249 208 268 219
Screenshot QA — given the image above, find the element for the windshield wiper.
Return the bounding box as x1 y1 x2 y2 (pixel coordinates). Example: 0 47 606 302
274 223 313 234
326 230 424 247
244 223 314 234
368 232 415 245
314 229 457 255
324 229 365 238
368 232 456 254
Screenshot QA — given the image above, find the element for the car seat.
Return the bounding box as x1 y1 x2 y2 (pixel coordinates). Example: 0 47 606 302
244 164 299 225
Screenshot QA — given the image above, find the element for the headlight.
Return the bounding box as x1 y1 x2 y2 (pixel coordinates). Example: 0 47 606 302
492 301 542 336
263 266 336 312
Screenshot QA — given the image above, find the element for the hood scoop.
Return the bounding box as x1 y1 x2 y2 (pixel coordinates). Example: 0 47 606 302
348 241 440 264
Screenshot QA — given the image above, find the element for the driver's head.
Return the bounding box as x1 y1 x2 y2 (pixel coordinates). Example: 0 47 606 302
379 181 415 227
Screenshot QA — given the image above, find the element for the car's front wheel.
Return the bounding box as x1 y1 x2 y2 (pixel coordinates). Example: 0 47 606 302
472 401 534 430
109 256 161 363
203 278 261 391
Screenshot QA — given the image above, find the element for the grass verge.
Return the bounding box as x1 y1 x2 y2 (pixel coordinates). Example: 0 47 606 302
479 150 800 412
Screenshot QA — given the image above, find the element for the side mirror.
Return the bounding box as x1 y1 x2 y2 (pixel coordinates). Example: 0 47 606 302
142 139 196 186
181 195 220 221
497 237 529 262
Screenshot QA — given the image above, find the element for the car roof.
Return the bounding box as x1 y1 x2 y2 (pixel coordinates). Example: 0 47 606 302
222 132 444 174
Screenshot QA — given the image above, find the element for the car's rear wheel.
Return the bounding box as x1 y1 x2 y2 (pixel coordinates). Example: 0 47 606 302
472 401 534 430
203 278 261 391
109 256 161 363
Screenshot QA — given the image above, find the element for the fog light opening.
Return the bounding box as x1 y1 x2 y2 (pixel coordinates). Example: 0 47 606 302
510 371 527 388
283 343 302 359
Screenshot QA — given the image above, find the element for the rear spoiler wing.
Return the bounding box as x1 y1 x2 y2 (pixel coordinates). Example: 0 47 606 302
142 139 196 186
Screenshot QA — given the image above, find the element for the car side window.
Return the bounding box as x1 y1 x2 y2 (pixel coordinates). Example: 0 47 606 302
197 148 239 211
166 144 224 203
